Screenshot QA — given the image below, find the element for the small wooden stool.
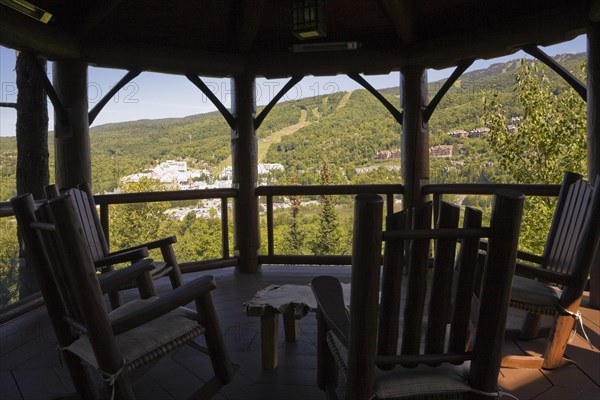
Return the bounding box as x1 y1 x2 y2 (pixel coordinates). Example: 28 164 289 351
243 284 350 369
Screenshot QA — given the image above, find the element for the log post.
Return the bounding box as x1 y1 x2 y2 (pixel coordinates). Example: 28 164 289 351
587 24 600 308
231 74 260 273
401 66 429 209
53 60 91 189
346 193 383 400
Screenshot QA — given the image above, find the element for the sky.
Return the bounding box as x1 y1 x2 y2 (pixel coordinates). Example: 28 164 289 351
0 35 587 137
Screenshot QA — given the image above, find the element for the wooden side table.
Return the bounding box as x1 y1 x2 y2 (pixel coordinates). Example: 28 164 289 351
243 284 350 370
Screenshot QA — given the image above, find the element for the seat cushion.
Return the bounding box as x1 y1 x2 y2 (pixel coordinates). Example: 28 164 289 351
326 331 472 399
66 298 204 372
510 275 561 315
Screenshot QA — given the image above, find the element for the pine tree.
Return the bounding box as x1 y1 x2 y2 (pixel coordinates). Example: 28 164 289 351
287 176 304 254
310 162 341 255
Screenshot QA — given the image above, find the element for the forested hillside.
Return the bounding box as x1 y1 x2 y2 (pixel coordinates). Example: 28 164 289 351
0 52 586 199
0 52 588 308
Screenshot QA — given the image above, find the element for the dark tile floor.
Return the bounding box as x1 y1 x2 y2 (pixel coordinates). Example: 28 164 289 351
1 266 599 399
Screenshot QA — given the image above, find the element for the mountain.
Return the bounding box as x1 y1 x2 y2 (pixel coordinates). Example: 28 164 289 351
0 52 587 199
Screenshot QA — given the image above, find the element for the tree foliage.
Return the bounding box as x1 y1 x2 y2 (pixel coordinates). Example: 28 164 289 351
286 177 305 255
310 163 343 255
482 60 587 253
109 177 171 253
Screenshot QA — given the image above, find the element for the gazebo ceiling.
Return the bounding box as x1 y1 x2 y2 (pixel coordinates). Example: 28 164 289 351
0 0 594 78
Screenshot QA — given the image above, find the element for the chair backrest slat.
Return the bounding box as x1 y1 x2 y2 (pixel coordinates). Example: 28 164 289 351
377 210 408 362
78 183 111 257
45 183 110 262
44 195 124 375
400 202 432 359
425 201 460 355
546 179 593 276
10 194 74 344
34 204 83 321
71 186 108 261
346 190 523 397
560 178 600 306
448 206 482 354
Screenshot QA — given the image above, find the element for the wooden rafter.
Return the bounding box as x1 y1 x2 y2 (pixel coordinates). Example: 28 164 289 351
78 0 125 36
186 74 236 130
347 73 403 125
236 0 265 53
88 69 141 125
26 55 70 135
523 45 587 101
591 0 600 22
380 0 414 44
423 59 474 123
254 76 303 130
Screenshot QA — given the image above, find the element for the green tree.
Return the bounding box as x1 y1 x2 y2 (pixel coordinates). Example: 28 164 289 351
109 177 170 256
174 217 224 262
482 60 587 253
310 163 342 255
286 177 305 254
0 219 20 307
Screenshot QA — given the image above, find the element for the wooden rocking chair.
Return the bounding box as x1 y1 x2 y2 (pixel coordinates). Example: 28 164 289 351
502 171 600 369
11 193 235 399
311 191 524 400
46 183 183 309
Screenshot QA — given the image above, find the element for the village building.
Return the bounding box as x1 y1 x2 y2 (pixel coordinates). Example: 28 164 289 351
429 144 453 158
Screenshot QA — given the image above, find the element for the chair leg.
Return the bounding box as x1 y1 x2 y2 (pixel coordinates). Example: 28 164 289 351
195 293 235 384
519 312 542 340
108 290 123 310
542 314 576 369
112 372 136 400
63 352 99 399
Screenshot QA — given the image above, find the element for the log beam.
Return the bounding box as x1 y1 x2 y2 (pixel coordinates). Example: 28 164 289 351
401 67 429 209
0 7 80 60
231 74 260 273
53 61 91 189
587 24 600 308
236 0 265 53
380 0 414 44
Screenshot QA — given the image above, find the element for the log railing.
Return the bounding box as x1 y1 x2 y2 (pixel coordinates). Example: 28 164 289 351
423 183 561 221
1 181 566 321
93 188 238 273
256 184 404 265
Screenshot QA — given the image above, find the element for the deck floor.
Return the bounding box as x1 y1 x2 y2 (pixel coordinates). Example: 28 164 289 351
1 266 599 399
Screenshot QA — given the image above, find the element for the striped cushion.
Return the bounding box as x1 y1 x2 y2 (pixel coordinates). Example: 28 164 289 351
326 332 472 399
510 275 561 315
66 298 204 372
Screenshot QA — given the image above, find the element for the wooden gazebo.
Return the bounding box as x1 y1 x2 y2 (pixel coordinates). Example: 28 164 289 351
1 0 599 303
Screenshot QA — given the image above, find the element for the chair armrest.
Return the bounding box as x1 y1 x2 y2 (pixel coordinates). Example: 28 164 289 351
94 247 149 269
311 276 350 347
114 236 177 254
98 258 155 293
480 239 545 267
514 262 571 286
515 249 544 265
110 275 216 335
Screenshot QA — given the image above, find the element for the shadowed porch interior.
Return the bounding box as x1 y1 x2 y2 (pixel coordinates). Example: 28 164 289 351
1 266 598 400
